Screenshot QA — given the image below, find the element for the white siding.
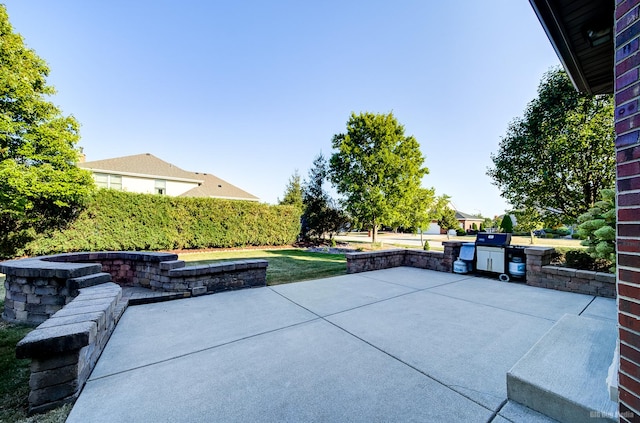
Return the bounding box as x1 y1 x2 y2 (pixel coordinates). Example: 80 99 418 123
121 176 198 195
166 180 198 196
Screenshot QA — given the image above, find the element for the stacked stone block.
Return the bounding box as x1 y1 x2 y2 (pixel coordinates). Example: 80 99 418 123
346 250 406 273
15 282 124 414
346 242 462 274
2 252 269 325
404 250 447 272
159 260 268 294
525 247 615 298
1 258 101 325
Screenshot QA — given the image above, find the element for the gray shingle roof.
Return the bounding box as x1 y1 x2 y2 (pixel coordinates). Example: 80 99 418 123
79 153 258 201
455 210 484 221
180 173 259 201
79 153 201 182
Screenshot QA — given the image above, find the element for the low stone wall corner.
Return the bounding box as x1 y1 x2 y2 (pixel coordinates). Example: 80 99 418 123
15 282 124 414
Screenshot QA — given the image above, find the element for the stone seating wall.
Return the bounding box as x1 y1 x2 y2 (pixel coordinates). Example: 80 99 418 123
1 251 268 414
1 251 268 326
15 282 124 414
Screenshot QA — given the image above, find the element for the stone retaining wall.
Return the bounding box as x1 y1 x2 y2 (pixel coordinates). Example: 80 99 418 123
346 242 461 274
2 252 268 325
15 282 124 414
525 247 616 298
346 245 615 299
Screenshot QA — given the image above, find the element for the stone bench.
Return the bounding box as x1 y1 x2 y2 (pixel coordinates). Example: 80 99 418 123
3 251 269 415
15 282 124 414
2 251 268 325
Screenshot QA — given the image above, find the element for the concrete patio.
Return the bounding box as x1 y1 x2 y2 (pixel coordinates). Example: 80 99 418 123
66 267 617 422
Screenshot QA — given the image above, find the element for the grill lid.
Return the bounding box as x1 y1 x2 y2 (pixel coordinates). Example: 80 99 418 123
475 232 511 246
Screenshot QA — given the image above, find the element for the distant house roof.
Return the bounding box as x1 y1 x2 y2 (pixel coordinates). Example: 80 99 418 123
79 153 201 183
79 153 259 201
180 173 259 201
455 211 484 221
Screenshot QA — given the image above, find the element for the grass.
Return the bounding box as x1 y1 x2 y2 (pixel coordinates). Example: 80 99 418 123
179 248 347 285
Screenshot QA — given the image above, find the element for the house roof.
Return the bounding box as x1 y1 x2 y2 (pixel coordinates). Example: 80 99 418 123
79 153 202 183
180 173 259 201
80 153 259 201
529 0 613 94
455 211 484 221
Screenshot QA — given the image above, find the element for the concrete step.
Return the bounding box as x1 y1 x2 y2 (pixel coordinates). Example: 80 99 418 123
507 314 618 423
67 272 112 290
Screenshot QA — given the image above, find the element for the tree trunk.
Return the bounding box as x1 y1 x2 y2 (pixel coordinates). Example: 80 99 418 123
372 217 377 244
529 230 535 245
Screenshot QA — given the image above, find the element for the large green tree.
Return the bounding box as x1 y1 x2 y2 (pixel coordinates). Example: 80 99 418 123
487 67 615 225
329 112 428 243
0 5 94 258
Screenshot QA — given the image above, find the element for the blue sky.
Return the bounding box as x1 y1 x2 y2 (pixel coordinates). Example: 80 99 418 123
3 1 559 217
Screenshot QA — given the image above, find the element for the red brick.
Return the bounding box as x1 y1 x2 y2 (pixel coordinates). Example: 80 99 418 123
620 100 640 123
619 176 640 191
619 161 640 177
620 387 640 415
621 193 640 206
623 337 640 364
620 223 640 236
622 269 640 284
619 54 640 77
621 239 640 253
621 312 640 332
618 6 640 32
619 145 640 162
620 401 640 422
622 298 640 317
621 254 640 268
619 0 640 20
620 282 640 300
623 329 640 355
620 208 640 220
617 82 640 105
622 373 640 401
622 356 640 379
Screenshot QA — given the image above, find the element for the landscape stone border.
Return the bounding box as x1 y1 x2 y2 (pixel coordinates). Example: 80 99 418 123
525 247 615 298
1 250 269 414
1 251 268 326
15 282 124 414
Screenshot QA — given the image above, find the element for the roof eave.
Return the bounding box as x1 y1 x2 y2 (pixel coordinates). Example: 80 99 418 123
529 0 594 94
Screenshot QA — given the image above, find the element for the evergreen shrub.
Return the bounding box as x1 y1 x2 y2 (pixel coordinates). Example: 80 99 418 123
25 190 301 255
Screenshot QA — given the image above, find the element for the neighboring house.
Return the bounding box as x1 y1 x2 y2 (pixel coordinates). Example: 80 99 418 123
79 153 259 201
455 211 484 231
423 210 484 234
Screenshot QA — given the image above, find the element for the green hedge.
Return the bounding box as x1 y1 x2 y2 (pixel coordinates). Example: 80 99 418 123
26 190 301 255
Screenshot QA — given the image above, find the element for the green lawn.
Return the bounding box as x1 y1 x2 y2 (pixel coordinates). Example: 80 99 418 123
180 249 347 285
0 276 32 422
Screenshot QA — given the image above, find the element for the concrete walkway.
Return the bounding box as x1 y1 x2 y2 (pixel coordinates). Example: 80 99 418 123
66 268 616 422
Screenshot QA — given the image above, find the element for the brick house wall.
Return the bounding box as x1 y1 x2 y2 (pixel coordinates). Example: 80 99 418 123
616 1 640 420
